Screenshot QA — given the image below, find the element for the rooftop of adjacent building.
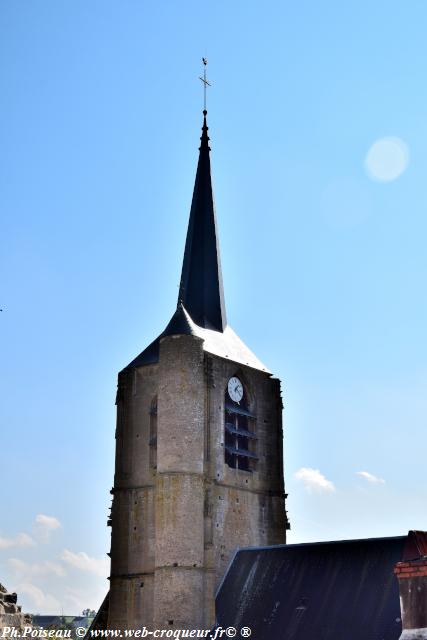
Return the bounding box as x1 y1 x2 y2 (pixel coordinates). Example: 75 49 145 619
215 530 427 640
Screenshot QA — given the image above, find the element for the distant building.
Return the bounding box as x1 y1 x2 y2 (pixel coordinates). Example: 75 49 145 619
32 615 95 637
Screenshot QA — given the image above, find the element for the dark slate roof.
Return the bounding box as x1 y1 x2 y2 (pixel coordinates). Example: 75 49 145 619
32 615 94 626
125 304 269 372
125 304 195 368
216 536 409 640
178 110 227 332
126 335 161 368
32 616 62 627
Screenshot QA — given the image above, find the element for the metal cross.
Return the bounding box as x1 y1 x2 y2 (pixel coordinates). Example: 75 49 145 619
199 57 211 111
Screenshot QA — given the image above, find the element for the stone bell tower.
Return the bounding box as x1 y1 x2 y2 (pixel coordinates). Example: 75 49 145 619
107 110 289 631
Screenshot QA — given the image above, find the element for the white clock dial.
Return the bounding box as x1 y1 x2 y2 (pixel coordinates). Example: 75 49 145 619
228 376 243 403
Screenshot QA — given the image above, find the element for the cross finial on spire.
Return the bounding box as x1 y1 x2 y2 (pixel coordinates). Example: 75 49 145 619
199 57 211 111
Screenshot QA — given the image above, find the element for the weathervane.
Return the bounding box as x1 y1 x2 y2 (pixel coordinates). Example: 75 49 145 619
199 57 211 111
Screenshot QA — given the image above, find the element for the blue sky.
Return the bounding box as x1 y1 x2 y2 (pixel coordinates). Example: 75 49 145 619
1 0 427 615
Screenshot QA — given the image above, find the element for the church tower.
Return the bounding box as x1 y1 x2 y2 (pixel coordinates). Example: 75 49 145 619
107 110 289 631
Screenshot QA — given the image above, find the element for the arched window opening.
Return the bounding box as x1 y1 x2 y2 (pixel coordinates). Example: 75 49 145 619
149 396 157 469
224 377 257 472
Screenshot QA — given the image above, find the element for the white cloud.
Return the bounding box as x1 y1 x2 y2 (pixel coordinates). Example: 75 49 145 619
294 467 336 494
8 557 66 578
61 550 109 578
34 515 61 542
64 586 106 614
0 533 35 550
365 136 409 182
356 471 386 484
17 582 60 614
0 516 61 551
35 514 61 530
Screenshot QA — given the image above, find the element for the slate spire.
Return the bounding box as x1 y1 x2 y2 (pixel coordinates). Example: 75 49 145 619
178 110 227 332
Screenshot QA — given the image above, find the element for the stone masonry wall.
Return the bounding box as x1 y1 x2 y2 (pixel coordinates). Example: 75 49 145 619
108 335 287 630
0 583 32 633
203 355 287 616
154 335 206 630
108 364 158 629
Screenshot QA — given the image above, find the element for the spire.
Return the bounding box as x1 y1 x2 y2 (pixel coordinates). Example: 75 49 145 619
177 110 227 332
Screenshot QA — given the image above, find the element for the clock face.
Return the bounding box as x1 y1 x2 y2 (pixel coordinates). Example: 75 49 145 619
228 376 243 403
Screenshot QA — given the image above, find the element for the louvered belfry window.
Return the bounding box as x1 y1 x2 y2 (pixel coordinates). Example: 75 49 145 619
224 382 257 471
